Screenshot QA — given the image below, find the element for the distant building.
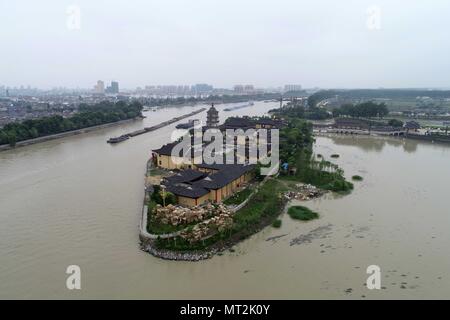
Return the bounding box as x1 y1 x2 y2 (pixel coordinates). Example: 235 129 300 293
192 84 213 94
106 81 119 94
405 121 421 132
111 81 119 93
284 84 302 92
333 118 370 130
243 85 254 93
206 104 219 127
233 84 255 94
233 85 244 94
94 80 105 94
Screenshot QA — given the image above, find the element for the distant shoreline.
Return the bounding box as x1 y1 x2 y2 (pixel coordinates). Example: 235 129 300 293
0 117 142 152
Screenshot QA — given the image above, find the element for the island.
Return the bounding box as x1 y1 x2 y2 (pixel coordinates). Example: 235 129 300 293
139 104 354 261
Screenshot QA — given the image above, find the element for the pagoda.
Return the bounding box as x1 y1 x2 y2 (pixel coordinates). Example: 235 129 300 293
206 104 219 127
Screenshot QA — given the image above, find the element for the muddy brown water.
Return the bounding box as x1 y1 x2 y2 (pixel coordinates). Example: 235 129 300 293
1 103 449 299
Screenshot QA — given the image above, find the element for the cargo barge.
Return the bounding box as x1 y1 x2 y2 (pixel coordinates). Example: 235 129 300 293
107 108 206 144
107 135 130 144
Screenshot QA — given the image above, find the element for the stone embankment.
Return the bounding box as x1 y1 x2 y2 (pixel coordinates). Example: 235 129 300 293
140 241 215 261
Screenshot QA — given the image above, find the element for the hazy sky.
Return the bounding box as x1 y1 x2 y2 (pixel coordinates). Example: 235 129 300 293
1 0 450 89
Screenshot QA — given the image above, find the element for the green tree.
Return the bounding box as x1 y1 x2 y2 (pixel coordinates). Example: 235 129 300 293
388 119 404 127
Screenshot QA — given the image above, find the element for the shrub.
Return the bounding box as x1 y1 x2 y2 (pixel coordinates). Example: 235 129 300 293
288 206 319 221
151 185 176 205
352 175 363 181
272 219 282 228
388 119 404 127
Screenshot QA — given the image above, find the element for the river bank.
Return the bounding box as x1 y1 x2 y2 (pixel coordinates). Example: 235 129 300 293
0 117 142 152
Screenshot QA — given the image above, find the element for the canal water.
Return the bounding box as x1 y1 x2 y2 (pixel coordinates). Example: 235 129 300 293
1 101 450 299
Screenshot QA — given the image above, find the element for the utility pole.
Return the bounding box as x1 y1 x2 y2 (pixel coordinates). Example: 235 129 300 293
161 185 166 207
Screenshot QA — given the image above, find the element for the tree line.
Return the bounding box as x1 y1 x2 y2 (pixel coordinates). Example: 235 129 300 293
270 101 332 120
0 101 143 146
307 89 450 108
333 101 389 118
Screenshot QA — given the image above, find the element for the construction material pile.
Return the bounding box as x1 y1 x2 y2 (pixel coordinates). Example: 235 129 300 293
180 204 233 243
154 202 233 227
284 183 325 201
154 203 213 226
179 211 233 243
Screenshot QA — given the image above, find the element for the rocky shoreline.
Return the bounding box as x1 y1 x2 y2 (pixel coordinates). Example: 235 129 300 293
140 238 215 261
139 196 291 262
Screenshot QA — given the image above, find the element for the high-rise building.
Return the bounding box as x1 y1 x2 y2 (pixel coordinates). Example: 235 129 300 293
94 80 105 94
111 81 119 94
206 104 219 127
106 81 119 94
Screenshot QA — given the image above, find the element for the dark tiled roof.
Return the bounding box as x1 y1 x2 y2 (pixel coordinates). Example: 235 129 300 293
254 118 283 127
223 117 254 128
164 169 206 184
333 118 369 129
163 163 255 198
152 141 179 156
152 138 202 157
194 164 255 190
165 184 209 199
405 121 421 129
195 163 230 171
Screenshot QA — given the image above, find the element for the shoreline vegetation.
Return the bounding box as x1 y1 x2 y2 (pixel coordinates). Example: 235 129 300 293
141 102 355 261
0 101 143 149
0 117 141 152
288 206 319 221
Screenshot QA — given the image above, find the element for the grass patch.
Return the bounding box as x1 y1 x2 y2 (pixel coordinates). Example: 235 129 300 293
272 219 282 228
352 175 363 181
223 187 253 205
288 206 319 221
